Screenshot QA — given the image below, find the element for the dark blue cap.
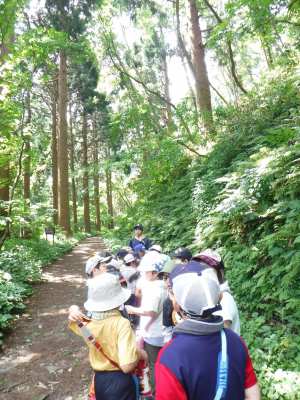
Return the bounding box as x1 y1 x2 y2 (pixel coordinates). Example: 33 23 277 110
134 224 144 231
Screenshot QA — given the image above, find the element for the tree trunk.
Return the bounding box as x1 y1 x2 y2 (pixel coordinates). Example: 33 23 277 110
69 105 78 230
57 49 71 235
188 0 213 135
92 122 101 232
23 140 30 201
105 148 114 229
0 35 12 237
161 48 173 130
0 162 9 220
82 112 91 233
23 92 31 204
51 79 58 225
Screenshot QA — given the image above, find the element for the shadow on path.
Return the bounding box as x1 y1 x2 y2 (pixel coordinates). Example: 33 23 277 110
0 237 107 400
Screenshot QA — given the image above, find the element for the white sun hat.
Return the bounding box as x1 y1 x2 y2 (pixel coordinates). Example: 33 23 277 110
84 273 131 312
108 258 123 270
172 273 220 317
138 252 166 273
85 255 102 275
149 244 162 253
124 253 136 264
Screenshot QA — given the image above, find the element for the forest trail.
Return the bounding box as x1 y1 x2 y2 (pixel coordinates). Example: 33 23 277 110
0 237 106 400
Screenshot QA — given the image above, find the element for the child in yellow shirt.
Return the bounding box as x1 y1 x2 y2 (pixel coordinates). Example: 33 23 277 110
69 273 146 400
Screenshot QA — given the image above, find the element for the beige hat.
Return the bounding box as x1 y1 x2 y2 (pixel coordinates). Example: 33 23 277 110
84 273 131 312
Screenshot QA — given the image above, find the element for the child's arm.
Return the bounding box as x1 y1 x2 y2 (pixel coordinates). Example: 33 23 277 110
68 305 86 321
125 305 158 318
68 305 90 337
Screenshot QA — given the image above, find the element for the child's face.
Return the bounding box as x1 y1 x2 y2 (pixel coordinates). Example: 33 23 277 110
135 228 143 237
145 271 158 281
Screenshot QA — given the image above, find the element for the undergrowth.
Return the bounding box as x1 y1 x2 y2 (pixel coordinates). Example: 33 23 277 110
0 232 87 343
110 70 300 399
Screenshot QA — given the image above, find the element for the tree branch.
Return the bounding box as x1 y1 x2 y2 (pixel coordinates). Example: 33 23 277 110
105 37 195 140
203 0 248 95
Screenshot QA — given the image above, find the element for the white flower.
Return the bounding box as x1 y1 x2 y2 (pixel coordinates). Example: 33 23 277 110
3 272 12 281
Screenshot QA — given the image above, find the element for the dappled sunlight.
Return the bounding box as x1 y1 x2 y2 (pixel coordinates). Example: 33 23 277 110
0 350 41 373
37 308 69 317
42 272 85 284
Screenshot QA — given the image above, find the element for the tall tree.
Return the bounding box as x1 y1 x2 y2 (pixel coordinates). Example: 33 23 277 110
188 0 213 135
92 119 101 232
82 111 91 233
23 92 32 204
57 49 71 234
69 104 78 229
45 0 101 234
105 159 114 229
51 77 59 225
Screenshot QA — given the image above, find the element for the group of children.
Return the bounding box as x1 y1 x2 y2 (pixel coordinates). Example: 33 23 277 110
68 224 260 400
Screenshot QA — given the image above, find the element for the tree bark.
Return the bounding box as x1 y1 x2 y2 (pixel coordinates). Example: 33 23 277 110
0 34 12 236
57 49 71 235
23 92 31 204
23 141 30 201
92 121 101 232
69 105 78 230
0 162 9 220
82 112 91 233
188 0 213 135
105 148 114 229
51 77 58 225
161 48 173 130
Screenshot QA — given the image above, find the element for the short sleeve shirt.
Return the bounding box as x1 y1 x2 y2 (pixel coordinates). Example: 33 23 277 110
69 311 138 371
219 292 241 335
139 280 167 340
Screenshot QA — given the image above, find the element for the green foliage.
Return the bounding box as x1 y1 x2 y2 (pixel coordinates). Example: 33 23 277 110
242 314 300 399
190 71 300 398
113 70 300 398
0 235 84 339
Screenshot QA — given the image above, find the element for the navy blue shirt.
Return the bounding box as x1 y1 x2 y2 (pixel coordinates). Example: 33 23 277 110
155 328 257 400
129 237 152 250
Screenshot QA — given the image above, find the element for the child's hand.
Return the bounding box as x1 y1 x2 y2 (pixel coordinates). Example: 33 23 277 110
125 305 135 314
68 305 85 322
138 349 148 363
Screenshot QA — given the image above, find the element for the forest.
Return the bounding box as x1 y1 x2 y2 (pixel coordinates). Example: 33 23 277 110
0 0 300 398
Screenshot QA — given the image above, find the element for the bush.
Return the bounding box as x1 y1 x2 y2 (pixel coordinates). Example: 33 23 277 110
0 234 84 340
109 70 300 398
191 72 300 399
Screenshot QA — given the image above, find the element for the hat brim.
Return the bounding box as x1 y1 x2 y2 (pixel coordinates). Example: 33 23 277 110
84 287 131 312
138 265 158 272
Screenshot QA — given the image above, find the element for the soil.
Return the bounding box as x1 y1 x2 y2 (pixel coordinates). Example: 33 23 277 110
0 237 107 400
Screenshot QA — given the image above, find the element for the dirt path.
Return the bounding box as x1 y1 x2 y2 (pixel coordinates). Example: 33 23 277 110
0 237 107 400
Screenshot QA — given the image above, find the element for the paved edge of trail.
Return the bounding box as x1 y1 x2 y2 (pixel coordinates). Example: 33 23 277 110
0 236 107 400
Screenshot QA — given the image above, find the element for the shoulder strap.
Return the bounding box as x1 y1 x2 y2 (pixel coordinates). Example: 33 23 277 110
214 329 228 400
77 321 120 369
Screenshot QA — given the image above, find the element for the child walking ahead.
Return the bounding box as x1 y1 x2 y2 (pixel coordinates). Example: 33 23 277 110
68 273 146 400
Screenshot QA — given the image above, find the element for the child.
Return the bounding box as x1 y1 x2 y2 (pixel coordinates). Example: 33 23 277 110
68 273 147 400
192 248 241 334
125 252 167 391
